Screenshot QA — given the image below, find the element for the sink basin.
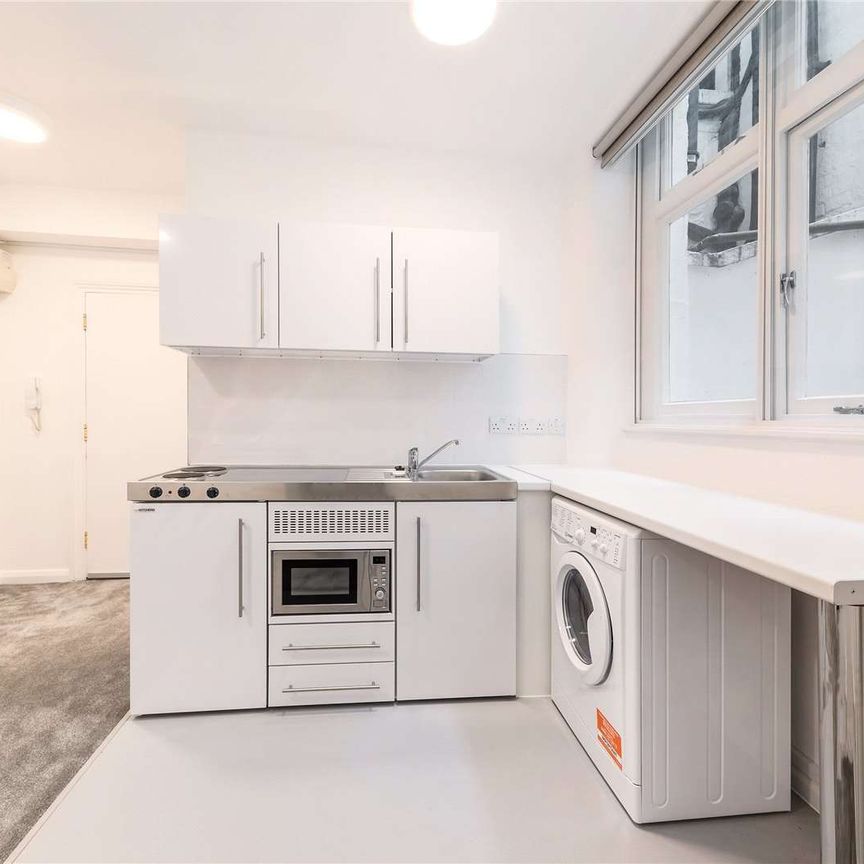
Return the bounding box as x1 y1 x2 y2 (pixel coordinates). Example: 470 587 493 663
416 467 502 482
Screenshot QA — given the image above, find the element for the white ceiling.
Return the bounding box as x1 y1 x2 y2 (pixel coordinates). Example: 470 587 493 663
0 1 711 194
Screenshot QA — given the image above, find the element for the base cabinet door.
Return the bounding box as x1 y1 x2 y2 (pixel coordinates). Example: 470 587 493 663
396 501 516 700
159 215 279 349
130 503 267 714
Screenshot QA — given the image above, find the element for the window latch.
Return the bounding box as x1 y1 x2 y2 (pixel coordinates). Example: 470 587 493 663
833 404 864 415
779 270 796 309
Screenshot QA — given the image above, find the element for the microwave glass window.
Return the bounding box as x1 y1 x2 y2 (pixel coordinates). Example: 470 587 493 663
282 558 358 605
291 566 350 596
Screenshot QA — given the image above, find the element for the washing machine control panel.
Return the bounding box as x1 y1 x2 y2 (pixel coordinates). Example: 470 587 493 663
552 499 626 569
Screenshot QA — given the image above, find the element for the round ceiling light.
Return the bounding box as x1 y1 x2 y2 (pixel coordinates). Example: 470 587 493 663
411 0 497 46
0 98 48 144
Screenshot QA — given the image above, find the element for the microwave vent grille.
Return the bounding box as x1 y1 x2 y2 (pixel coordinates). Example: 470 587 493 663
270 505 393 540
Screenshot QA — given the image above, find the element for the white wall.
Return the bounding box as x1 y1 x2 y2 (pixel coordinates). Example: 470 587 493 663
184 132 569 463
189 353 566 466
0 245 159 583
0 184 182 245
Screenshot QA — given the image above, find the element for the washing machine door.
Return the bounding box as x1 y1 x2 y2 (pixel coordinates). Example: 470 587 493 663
554 552 612 686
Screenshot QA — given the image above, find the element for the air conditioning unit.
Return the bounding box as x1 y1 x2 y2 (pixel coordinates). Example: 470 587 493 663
0 249 16 294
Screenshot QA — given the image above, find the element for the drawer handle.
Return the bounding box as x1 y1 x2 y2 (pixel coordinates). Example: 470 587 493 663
282 642 381 651
281 682 381 694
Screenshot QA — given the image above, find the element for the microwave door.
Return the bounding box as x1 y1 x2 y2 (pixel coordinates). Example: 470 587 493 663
273 550 367 615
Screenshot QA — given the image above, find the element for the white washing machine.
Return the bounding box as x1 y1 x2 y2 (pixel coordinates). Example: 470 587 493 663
550 496 791 824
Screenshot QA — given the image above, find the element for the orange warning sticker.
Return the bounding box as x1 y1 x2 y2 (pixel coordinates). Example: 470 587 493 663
596 709 622 769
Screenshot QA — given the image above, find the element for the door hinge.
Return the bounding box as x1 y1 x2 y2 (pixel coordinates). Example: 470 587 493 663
780 270 796 309
82 313 87 331
83 530 89 550
83 423 88 442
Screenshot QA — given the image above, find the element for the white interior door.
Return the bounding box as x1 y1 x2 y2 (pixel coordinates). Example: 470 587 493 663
392 227 500 355
280 222 392 351
85 289 187 576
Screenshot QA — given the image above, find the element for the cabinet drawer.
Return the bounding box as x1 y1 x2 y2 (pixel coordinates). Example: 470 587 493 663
268 662 394 707
269 622 394 665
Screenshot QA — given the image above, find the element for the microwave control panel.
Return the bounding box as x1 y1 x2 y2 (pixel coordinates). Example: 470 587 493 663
370 552 391 611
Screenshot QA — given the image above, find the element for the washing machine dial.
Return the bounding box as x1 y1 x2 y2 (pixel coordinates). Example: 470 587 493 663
575 529 586 544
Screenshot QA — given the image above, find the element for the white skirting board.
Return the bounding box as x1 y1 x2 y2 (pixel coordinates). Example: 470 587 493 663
791 745 820 813
0 569 74 585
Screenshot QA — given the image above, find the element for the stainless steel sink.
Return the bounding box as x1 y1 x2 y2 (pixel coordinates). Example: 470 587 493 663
416 467 502 482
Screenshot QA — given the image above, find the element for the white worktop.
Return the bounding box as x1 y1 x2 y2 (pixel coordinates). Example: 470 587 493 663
515 464 864 604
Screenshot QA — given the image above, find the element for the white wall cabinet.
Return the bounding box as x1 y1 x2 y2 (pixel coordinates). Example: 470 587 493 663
279 223 391 352
130 502 267 715
160 216 500 358
392 227 500 356
395 501 517 700
160 215 279 349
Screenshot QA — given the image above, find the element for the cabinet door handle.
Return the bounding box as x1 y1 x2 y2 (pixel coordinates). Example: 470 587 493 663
416 515 422 612
258 252 266 340
237 518 244 618
403 258 409 345
281 642 380 651
281 683 381 694
374 257 380 344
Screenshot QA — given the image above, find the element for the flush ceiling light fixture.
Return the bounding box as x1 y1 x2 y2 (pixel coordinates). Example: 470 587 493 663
411 0 497 46
0 96 48 144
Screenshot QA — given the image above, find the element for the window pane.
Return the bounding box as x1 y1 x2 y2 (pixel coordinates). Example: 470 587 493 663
667 170 758 403
803 100 864 398
806 1 864 81
667 27 760 189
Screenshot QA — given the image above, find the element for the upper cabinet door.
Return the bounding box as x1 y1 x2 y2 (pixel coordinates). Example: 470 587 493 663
392 228 500 356
280 223 392 352
159 215 279 349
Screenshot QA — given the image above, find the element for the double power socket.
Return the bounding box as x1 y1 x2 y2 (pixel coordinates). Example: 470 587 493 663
489 415 566 436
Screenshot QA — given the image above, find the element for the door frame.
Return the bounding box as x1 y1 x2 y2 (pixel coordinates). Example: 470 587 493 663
73 283 182 581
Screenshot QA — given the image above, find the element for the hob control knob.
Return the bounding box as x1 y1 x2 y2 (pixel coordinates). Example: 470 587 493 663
177 486 191 499
149 486 163 499
375 589 385 601
206 487 219 499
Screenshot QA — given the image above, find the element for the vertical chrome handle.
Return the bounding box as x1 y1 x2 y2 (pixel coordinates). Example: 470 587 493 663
374 257 380 344
258 252 266 340
403 259 409 344
237 518 244 618
416 515 421 612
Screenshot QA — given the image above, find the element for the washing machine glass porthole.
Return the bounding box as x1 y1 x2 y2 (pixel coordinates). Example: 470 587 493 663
562 567 594 665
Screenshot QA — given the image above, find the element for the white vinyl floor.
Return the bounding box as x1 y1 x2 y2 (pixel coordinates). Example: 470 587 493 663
12 698 818 864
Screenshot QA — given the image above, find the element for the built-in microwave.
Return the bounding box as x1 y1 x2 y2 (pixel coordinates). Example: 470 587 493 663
270 548 391 616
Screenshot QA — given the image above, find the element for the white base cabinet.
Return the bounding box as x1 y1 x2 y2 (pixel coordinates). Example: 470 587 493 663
130 503 267 715
395 501 517 701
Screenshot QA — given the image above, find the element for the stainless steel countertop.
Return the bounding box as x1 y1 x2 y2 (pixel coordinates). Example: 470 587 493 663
127 465 518 503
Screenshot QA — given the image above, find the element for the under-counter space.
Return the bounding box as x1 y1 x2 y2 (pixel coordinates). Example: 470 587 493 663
515 465 864 603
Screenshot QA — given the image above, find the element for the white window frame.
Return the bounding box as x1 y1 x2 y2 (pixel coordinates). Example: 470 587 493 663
637 2 864 433
774 34 864 426
639 24 764 425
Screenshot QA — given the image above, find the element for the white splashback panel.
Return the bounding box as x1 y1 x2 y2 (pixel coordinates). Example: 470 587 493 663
188 353 566 466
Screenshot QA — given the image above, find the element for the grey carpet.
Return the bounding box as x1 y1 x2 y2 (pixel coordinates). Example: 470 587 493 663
0 581 129 862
